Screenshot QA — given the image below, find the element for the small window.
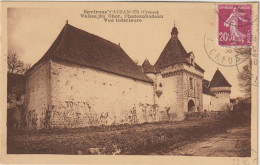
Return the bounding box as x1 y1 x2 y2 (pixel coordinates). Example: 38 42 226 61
191 58 195 66
159 83 162 87
189 77 193 89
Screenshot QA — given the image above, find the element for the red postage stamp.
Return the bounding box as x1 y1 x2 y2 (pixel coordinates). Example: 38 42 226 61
218 5 252 47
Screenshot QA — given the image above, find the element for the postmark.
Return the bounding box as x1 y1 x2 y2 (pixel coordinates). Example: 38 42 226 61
218 5 252 47
204 33 258 87
204 33 249 67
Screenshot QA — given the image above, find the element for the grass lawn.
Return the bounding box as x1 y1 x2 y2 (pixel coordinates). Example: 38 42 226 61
7 113 250 155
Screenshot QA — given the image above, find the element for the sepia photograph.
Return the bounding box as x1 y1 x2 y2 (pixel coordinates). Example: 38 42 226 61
1 1 258 164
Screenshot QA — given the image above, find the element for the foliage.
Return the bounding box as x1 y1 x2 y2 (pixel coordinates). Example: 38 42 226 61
185 111 228 120
8 52 31 74
235 47 252 100
7 73 25 103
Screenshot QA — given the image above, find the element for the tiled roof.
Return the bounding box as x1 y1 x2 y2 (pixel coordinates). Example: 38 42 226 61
202 79 215 96
195 63 205 72
142 59 156 74
209 69 231 88
154 27 204 73
27 24 152 83
154 36 190 70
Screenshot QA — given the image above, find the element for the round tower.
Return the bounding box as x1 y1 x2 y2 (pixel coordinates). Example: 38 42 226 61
209 69 232 111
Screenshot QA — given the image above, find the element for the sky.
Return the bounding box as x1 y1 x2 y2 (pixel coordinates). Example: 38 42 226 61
7 2 251 98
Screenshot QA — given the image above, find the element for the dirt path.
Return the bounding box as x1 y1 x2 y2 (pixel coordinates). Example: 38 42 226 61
167 125 251 157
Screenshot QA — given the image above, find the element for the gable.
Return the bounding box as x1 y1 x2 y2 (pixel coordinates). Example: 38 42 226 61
142 59 156 74
202 79 215 96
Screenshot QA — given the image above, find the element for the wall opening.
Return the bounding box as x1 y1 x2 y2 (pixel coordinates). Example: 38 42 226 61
188 100 195 112
189 77 193 89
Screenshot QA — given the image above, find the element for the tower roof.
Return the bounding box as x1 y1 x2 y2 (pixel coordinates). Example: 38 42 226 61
209 69 231 88
26 23 152 83
171 26 178 36
142 59 156 73
154 29 190 70
154 26 204 73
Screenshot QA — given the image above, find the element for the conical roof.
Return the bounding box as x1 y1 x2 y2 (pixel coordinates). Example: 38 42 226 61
142 59 156 73
154 35 190 70
209 69 231 87
27 23 152 83
154 26 204 73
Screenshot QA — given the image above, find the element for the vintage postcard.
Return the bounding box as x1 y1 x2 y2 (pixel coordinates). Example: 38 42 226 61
0 1 258 164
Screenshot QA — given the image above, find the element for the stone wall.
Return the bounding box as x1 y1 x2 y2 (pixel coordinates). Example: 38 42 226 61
25 61 51 129
182 71 203 113
24 59 213 129
211 91 231 111
155 72 183 121
203 94 212 111
49 60 155 128
156 63 204 120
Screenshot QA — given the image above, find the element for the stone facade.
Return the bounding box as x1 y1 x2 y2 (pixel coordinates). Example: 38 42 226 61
49 60 155 128
202 72 232 112
154 63 204 120
25 59 159 128
210 87 231 111
203 94 212 111
25 60 51 129
203 91 231 112
24 23 232 129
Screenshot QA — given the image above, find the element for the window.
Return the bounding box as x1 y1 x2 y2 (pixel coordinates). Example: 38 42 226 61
189 77 193 89
191 58 195 66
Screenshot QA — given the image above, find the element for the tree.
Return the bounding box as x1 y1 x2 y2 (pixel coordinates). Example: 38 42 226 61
237 63 251 99
235 47 251 101
7 52 30 105
7 53 30 74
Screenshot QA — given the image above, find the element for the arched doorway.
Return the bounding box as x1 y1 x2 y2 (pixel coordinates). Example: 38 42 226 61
188 100 195 112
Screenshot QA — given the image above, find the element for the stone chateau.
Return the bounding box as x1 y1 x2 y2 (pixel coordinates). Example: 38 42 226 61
25 23 232 129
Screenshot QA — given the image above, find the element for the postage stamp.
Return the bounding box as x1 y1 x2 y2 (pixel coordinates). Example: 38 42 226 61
218 5 252 47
